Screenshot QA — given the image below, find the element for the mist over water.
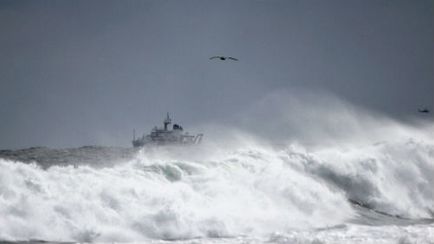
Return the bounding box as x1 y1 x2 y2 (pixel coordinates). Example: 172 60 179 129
0 92 433 243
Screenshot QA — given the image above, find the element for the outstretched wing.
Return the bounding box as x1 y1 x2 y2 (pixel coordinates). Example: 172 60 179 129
209 56 221 60
228 57 239 61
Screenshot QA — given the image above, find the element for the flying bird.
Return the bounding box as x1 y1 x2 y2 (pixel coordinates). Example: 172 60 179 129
418 108 430 113
210 56 238 61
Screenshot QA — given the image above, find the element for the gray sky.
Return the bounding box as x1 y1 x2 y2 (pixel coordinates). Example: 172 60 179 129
0 0 432 149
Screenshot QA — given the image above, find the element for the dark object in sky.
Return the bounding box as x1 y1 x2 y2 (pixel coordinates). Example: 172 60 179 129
418 108 430 113
209 56 239 61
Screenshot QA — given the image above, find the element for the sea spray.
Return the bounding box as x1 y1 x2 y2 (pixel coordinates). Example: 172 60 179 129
1 92 433 242
1 129 433 242
0 142 354 241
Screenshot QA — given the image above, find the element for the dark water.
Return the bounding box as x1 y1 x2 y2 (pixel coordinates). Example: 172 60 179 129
0 146 136 169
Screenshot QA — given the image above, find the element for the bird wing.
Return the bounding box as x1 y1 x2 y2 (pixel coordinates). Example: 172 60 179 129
228 57 239 61
209 56 221 60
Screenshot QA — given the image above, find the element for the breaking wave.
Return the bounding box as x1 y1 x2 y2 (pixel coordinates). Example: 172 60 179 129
0 92 433 242
1 135 433 242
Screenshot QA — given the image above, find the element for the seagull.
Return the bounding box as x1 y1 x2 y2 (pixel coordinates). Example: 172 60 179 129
418 108 430 113
210 56 238 61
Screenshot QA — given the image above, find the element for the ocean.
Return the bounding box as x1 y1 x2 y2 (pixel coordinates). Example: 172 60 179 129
0 124 433 243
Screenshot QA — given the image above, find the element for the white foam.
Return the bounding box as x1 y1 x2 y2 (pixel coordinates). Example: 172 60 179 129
0 92 432 242
0 142 354 241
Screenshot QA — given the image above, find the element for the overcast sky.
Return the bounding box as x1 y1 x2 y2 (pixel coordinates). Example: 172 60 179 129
0 0 432 149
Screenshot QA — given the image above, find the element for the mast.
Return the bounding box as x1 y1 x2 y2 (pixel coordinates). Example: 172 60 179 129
163 112 172 130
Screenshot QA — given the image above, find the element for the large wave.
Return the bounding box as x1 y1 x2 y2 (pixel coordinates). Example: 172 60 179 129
0 91 432 242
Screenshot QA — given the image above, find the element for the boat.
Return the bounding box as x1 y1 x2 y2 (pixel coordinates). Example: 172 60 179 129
132 113 203 147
